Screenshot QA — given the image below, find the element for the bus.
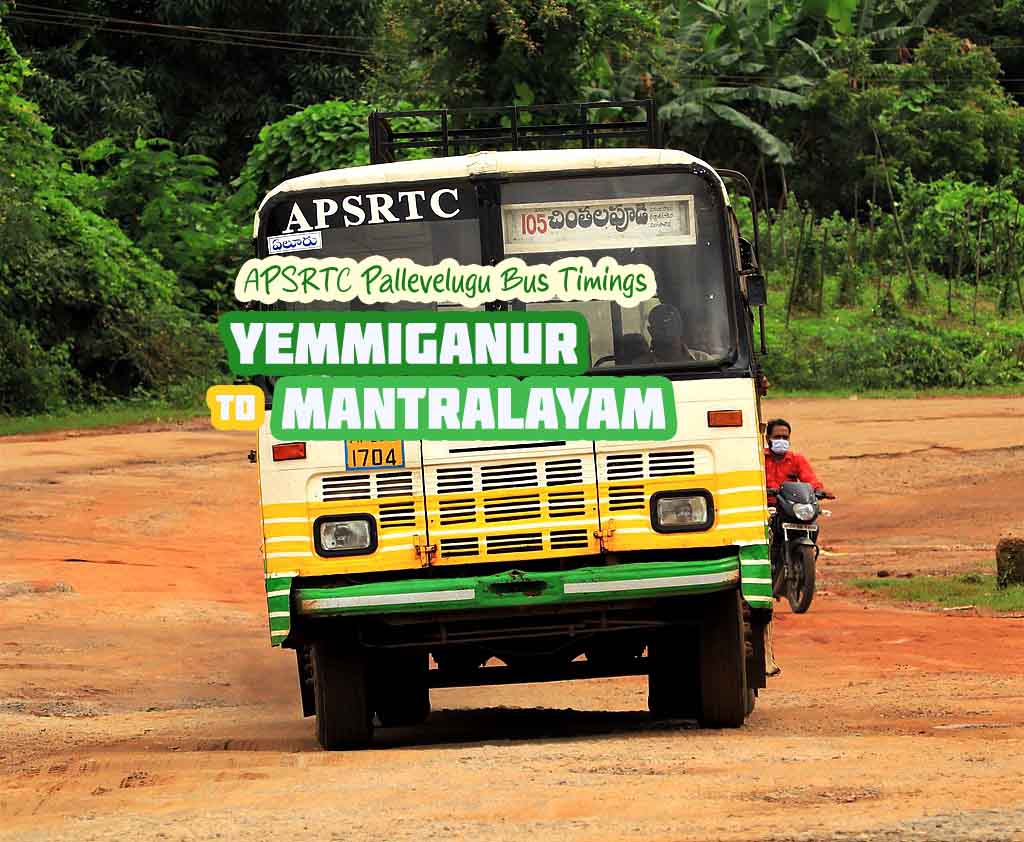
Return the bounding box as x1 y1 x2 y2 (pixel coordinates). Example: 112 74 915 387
251 101 774 749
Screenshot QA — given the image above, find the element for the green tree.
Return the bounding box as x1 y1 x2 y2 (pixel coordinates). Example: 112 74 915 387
655 0 820 168
928 0 1024 102
235 99 435 200
85 137 247 313
652 0 942 174
7 0 379 174
371 0 657 108
0 14 220 412
787 32 1024 213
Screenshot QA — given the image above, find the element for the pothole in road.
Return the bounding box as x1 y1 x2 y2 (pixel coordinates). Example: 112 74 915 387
932 722 1016 731
0 580 75 598
760 786 882 805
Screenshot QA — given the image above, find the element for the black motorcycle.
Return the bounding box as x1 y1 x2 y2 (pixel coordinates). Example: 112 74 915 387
767 482 832 614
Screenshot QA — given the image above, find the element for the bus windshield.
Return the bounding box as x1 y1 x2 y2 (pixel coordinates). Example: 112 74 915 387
501 172 736 371
259 171 738 371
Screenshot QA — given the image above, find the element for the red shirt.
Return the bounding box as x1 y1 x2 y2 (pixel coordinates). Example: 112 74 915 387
764 449 823 494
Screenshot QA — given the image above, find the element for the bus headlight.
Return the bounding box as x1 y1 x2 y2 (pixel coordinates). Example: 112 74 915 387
651 491 713 533
314 515 376 556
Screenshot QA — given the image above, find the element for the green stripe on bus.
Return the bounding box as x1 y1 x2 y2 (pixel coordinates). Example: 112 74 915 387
294 556 741 618
742 582 773 597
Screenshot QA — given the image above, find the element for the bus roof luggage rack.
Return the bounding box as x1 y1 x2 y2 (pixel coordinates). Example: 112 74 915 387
369 99 657 164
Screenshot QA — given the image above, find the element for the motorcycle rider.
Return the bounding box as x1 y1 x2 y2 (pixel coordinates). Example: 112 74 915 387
764 418 834 503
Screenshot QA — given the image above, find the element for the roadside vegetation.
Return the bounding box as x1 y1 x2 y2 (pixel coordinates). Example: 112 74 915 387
0 402 205 437
1 0 1024 425
851 573 1024 612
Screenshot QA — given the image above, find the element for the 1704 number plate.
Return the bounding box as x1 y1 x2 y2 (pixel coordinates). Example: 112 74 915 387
345 440 405 471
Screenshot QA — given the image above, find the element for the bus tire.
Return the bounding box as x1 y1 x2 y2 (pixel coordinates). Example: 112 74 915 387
698 589 748 728
374 651 431 727
647 627 700 720
312 641 373 750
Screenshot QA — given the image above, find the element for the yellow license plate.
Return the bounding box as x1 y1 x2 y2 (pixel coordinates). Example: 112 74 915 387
345 440 405 471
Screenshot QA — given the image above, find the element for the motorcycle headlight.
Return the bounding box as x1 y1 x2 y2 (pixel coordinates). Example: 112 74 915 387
652 492 713 532
792 502 817 522
314 516 376 556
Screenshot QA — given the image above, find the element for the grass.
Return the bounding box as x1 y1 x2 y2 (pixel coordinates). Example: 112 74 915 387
850 573 1024 612
0 403 206 437
767 385 1024 399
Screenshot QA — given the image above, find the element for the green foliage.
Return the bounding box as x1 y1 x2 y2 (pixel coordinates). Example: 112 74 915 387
5 0 1024 417
0 402 205 437
899 172 1022 281
9 0 379 173
236 100 435 199
656 0 820 166
836 263 866 307
790 31 1024 213
791 223 823 312
0 315 78 414
372 0 657 107
89 138 247 313
0 20 222 412
20 52 160 150
762 306 1024 390
237 100 376 198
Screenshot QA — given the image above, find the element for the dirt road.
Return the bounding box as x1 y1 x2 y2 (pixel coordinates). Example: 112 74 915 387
1 396 1023 841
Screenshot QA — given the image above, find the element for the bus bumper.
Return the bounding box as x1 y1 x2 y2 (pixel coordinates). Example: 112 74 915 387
292 552 771 620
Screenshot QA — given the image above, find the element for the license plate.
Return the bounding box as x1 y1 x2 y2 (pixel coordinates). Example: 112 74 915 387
345 440 405 471
782 523 818 533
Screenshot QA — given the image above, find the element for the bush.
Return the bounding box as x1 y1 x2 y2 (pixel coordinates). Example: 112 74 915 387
0 316 78 413
762 310 1024 391
86 138 248 315
236 100 436 202
0 24 223 411
836 263 864 307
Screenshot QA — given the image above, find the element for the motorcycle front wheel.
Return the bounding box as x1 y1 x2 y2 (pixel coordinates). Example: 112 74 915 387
787 545 817 614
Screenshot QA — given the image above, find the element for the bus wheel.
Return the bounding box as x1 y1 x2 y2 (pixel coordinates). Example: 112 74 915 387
698 589 748 728
296 646 315 717
374 651 431 727
647 627 700 720
312 642 373 750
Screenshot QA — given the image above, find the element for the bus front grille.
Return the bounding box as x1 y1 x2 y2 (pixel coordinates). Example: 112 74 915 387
602 450 696 482
428 454 599 563
320 471 415 501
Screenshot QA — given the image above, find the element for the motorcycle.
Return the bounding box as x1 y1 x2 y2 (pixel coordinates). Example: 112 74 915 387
767 482 833 614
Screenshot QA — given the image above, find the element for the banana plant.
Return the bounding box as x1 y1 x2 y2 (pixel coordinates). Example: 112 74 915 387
653 0 937 166
657 0 820 165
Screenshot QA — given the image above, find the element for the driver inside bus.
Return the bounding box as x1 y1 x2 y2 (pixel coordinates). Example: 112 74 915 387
628 303 716 363
647 303 691 361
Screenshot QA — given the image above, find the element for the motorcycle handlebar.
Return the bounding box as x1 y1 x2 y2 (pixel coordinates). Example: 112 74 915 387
765 487 836 501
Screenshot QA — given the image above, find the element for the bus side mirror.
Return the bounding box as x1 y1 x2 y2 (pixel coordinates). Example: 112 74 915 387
745 271 767 307
738 237 757 272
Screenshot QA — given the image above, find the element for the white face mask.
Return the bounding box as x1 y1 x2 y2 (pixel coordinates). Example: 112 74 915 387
769 438 790 455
